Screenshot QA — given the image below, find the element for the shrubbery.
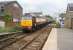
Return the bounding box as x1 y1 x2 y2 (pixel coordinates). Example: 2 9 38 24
51 21 60 28
0 25 21 33
0 27 6 33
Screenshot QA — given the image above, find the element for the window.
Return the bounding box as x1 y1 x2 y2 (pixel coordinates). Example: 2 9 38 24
22 15 32 20
1 6 4 9
1 6 4 12
69 7 73 11
1 9 4 12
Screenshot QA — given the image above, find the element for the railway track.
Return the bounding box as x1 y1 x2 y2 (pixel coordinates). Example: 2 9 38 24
0 32 28 49
0 25 51 50
0 33 23 41
22 27 51 50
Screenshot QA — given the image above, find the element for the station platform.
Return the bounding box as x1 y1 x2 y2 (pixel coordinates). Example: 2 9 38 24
42 28 73 50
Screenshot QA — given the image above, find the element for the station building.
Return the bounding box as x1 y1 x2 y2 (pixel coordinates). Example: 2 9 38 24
64 3 73 29
0 1 23 27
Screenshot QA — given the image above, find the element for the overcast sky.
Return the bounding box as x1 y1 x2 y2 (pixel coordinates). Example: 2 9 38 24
0 0 73 17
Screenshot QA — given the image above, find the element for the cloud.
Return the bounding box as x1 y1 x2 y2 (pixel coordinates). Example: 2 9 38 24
17 0 67 13
0 0 68 17
68 0 73 3
0 0 15 1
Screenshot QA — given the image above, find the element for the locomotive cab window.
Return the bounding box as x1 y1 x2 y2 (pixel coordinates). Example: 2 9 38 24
21 15 32 20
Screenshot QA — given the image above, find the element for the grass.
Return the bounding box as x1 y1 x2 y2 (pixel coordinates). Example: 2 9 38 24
0 26 22 33
0 27 6 33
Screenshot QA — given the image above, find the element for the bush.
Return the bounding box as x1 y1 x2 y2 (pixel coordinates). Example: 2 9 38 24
51 21 60 28
0 27 6 33
55 22 60 28
8 26 22 32
0 26 22 33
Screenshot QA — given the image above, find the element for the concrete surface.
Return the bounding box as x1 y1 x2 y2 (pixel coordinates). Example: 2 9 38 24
42 28 73 50
0 33 9 35
0 31 22 35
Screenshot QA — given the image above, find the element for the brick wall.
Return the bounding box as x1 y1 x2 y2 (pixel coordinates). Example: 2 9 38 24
5 2 22 22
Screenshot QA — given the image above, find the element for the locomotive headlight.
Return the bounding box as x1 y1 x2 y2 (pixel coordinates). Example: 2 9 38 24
28 26 32 29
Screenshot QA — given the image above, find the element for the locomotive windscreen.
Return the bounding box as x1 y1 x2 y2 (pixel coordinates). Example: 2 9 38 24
21 15 32 20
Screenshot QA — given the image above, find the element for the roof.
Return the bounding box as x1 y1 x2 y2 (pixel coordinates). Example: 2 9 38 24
0 1 22 9
67 3 73 11
68 3 73 7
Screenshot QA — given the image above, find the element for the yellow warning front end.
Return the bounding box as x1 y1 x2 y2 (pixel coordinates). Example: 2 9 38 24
20 20 32 27
20 20 33 30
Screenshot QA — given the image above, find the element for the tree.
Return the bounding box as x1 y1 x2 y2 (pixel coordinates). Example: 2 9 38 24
3 14 12 22
3 14 13 27
59 13 66 19
46 15 53 19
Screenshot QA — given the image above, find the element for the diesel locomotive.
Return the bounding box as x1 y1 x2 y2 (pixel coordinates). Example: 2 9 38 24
20 13 51 32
